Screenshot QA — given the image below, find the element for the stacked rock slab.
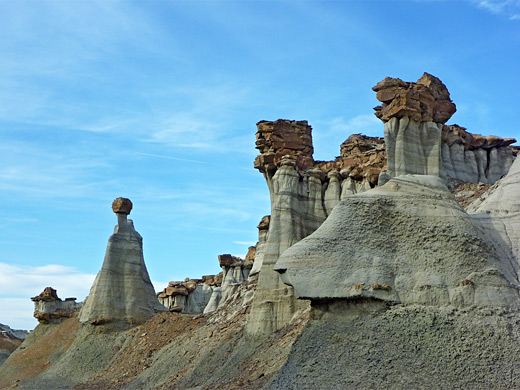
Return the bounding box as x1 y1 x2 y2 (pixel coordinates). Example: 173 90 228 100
248 122 391 336
247 120 323 336
78 198 167 325
31 287 81 323
373 73 456 178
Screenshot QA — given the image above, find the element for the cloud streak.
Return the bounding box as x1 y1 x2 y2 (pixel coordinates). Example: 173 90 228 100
469 0 520 18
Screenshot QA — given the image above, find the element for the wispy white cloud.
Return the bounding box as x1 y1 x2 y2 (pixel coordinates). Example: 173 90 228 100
327 114 382 137
232 241 256 246
469 0 520 19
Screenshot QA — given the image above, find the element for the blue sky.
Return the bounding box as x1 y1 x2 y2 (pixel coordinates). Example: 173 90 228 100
1 0 519 330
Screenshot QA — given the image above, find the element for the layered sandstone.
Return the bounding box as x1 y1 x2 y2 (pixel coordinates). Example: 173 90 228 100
31 287 81 323
442 124 516 183
78 198 167 326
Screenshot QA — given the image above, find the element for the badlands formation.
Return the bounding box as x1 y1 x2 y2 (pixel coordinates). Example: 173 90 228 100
2 73 520 389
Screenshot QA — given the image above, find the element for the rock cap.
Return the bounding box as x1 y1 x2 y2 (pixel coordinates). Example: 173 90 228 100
112 197 133 215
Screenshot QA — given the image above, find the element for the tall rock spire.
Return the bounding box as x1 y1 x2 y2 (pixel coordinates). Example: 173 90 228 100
78 198 166 326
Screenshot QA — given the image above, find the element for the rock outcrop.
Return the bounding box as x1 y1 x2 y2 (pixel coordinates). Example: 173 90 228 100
275 175 519 307
468 156 520 274
31 287 81 323
158 253 254 315
442 124 516 183
78 198 167 326
373 73 455 178
157 278 213 314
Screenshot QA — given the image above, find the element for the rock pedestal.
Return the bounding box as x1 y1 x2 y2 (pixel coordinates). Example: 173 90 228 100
78 198 166 326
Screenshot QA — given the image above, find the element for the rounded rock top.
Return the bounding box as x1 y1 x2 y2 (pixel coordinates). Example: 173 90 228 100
112 197 133 215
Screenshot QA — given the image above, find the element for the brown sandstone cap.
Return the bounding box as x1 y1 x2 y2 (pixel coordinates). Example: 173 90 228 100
112 197 133 215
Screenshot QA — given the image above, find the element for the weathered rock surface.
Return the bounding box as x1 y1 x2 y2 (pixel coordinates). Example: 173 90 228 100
250 215 270 277
442 124 516 183
270 301 520 389
468 156 520 277
275 175 519 307
78 198 167 326
373 72 456 123
31 287 81 323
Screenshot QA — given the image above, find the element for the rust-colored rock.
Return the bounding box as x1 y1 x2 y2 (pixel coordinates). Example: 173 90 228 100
314 134 387 180
442 124 517 150
170 306 183 313
90 318 110 325
111 197 133 215
165 286 189 296
257 215 270 231
31 287 60 302
254 119 314 173
373 73 456 124
202 273 223 286
245 246 256 264
218 254 234 267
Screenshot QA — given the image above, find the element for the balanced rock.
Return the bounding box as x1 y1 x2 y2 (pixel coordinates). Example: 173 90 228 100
78 198 167 325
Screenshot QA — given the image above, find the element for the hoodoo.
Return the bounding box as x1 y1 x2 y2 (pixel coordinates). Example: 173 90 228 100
78 197 166 325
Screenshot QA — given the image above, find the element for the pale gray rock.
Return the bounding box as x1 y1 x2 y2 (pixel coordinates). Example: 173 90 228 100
442 144 514 184
78 201 167 325
275 175 520 308
203 287 222 314
474 148 488 183
218 262 251 308
246 161 325 336
250 216 270 277
385 117 443 178
183 284 214 314
0 324 28 340
469 157 520 274
463 149 479 182
323 170 342 215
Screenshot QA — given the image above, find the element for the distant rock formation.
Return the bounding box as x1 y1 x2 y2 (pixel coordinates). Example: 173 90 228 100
442 124 516 183
31 287 81 323
0 323 28 366
78 198 167 326
157 252 254 315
